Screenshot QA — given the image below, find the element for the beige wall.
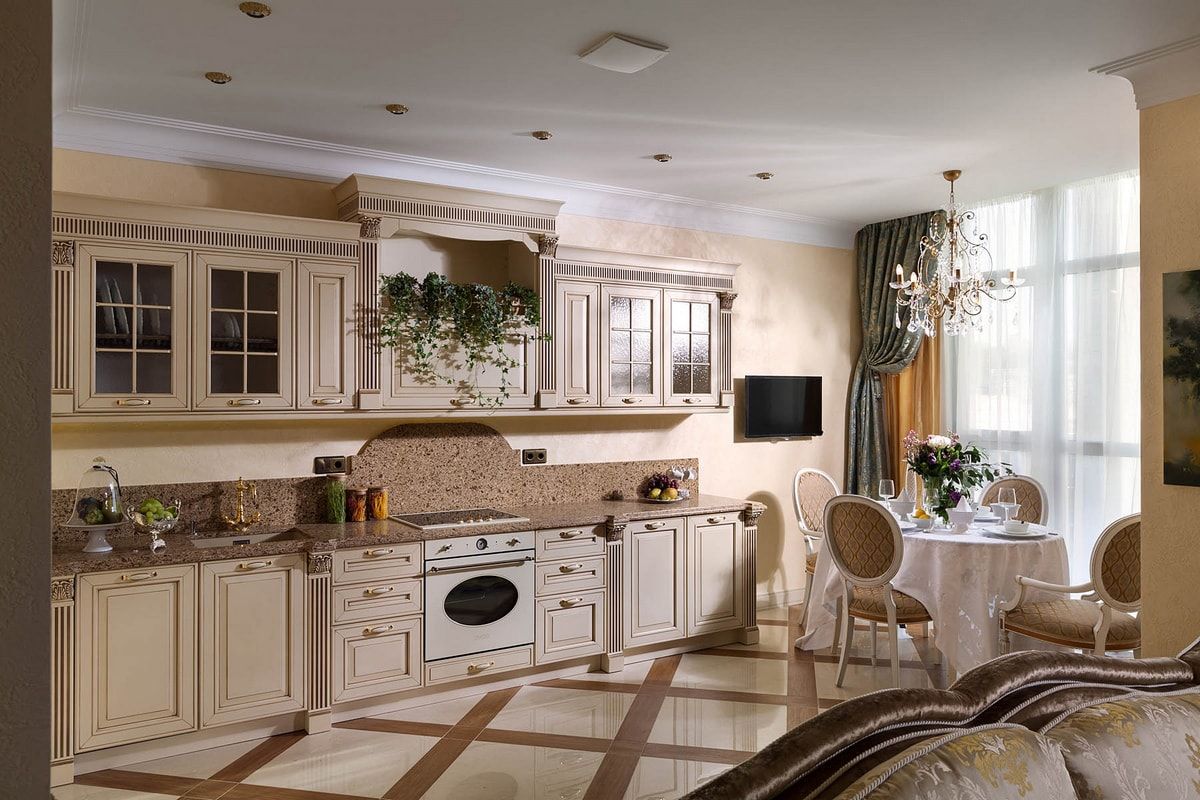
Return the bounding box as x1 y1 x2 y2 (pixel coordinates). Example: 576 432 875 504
1140 94 1200 656
51 149 859 603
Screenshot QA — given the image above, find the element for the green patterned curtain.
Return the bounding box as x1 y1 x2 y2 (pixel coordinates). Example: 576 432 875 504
846 211 934 495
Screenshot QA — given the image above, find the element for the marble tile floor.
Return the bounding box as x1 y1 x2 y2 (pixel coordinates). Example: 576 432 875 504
56 604 947 800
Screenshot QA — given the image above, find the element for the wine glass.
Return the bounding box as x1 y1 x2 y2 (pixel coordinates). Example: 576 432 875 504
997 487 1019 521
878 479 896 502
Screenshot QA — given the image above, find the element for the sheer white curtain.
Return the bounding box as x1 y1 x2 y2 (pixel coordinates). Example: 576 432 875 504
944 172 1140 579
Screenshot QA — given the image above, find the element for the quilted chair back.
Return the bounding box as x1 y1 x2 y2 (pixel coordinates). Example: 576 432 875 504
793 468 839 534
980 475 1048 524
1091 513 1141 612
823 495 902 586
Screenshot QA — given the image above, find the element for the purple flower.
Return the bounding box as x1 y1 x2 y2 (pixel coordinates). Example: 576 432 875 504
928 454 936 464
949 490 962 504
950 459 962 471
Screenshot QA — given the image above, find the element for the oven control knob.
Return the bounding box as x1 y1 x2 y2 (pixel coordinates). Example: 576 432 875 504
475 538 488 551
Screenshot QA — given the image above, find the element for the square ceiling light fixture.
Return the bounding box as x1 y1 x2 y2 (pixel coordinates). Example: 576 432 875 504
579 33 669 74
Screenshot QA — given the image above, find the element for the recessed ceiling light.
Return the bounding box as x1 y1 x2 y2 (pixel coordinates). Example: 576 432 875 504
531 130 553 141
238 2 271 18
204 71 232 85
755 172 775 180
385 104 409 115
653 153 672 163
579 33 669 74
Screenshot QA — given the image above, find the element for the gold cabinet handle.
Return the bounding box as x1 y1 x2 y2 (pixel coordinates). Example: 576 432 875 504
364 548 394 558
558 529 584 539
621 398 639 404
313 397 344 406
116 398 151 407
238 560 272 570
707 516 724 524
683 398 701 404
566 397 588 405
364 624 394 636
559 597 584 607
644 521 665 530
467 660 495 673
450 397 477 406
559 563 585 573
121 571 158 581
228 398 262 406
364 586 394 596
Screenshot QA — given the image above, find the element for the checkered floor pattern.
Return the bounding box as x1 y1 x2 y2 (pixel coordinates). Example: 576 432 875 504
55 605 948 800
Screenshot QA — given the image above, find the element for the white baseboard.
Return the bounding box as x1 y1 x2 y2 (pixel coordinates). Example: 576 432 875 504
757 587 807 611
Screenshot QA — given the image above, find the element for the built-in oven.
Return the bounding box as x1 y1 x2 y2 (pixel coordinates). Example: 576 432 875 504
423 531 535 662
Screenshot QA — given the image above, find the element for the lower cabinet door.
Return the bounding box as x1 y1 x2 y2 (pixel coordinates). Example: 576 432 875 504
77 565 197 751
686 515 745 636
535 589 605 664
624 519 686 648
333 616 422 702
200 554 305 728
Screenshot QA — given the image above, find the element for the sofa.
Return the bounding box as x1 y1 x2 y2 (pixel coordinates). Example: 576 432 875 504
684 637 1200 799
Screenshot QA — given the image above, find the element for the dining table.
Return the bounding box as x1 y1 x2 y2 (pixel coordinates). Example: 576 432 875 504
796 517 1071 674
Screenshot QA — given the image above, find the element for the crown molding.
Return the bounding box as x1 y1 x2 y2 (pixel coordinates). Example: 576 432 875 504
52 106 856 250
1091 34 1200 110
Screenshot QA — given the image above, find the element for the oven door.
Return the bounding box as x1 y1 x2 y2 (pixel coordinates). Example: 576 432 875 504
424 550 535 661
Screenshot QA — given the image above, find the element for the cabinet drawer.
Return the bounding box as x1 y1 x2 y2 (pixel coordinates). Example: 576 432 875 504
332 578 422 624
627 516 685 536
535 555 605 597
536 525 605 561
333 543 422 585
425 645 534 686
333 616 422 703
536 589 605 664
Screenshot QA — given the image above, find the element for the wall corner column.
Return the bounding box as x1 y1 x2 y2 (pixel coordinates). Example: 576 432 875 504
740 504 762 645
601 517 626 672
536 234 560 409
356 216 382 409
718 292 737 408
50 577 75 786
305 552 333 734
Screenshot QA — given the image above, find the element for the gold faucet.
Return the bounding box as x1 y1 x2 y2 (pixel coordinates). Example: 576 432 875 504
222 477 262 532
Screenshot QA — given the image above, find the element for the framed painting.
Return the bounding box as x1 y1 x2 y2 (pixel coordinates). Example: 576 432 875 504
1164 268 1200 486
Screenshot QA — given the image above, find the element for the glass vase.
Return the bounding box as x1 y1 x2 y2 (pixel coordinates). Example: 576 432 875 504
922 476 946 523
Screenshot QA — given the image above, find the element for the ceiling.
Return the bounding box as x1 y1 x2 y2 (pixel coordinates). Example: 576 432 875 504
52 0 1199 238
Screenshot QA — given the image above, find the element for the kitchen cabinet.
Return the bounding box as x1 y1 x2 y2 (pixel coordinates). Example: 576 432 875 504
623 517 686 647
665 290 720 407
555 280 600 407
383 330 534 410
536 589 605 663
332 616 422 702
76 565 196 750
600 285 661 407
686 514 745 636
193 252 295 410
297 260 356 409
199 554 305 728
76 243 190 411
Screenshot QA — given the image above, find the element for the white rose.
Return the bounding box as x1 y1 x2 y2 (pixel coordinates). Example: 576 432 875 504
926 434 952 448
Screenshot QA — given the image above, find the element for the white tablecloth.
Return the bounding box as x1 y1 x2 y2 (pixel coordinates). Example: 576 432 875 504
797 522 1070 673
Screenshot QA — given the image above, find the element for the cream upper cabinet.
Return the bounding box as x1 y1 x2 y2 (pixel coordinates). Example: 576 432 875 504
623 517 686 647
686 514 745 637
384 331 534 410
193 253 295 410
199 553 305 728
297 261 356 409
600 285 662 407
554 280 600 408
665 291 720 408
76 244 190 411
76 565 197 751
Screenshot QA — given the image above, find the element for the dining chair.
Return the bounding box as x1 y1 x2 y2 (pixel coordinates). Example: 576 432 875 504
998 513 1141 656
793 467 840 612
823 494 933 688
980 474 1049 525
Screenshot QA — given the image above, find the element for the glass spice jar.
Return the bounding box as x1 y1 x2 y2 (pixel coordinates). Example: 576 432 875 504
347 489 368 522
325 475 346 523
367 486 389 520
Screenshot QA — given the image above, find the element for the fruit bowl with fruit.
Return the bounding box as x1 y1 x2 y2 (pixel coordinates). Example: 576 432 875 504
641 472 685 503
125 497 182 535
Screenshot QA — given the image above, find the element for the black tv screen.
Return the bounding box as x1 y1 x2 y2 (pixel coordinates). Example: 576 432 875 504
744 375 822 438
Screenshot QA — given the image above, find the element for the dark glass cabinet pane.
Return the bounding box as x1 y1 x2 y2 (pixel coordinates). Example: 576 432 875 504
673 363 691 395
136 264 172 306
95 261 133 304
210 354 244 394
246 313 279 353
246 355 279 394
211 269 244 310
694 365 712 394
136 308 172 350
211 312 244 352
136 353 172 394
443 575 519 626
95 309 132 349
95 352 133 394
247 271 279 312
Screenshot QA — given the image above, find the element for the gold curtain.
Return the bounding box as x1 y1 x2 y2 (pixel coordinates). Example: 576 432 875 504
883 337 942 485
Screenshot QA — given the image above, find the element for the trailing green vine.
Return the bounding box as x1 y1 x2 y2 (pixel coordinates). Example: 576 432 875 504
379 273 544 407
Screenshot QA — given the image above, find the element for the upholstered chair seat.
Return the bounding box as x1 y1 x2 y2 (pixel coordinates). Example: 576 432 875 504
1002 597 1140 650
848 585 931 625
805 551 818 574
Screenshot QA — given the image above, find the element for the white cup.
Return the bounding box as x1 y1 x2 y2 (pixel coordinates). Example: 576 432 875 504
1003 519 1029 534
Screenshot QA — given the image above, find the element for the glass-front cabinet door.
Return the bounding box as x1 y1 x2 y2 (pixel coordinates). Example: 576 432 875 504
193 253 294 409
665 290 720 407
600 285 661 407
76 244 189 410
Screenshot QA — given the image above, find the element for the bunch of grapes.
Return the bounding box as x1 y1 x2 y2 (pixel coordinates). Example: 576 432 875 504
642 472 681 499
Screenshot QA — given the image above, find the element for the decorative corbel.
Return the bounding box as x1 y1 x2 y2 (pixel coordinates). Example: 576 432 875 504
50 576 75 602
52 240 75 267
307 552 333 574
605 518 627 541
537 233 560 258
718 291 738 312
358 216 382 240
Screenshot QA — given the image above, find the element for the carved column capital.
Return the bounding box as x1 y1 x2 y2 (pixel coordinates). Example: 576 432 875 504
308 552 333 574
537 233 559 257
52 240 75 267
605 518 627 541
742 505 764 526
718 291 738 311
51 577 75 602
358 216 382 240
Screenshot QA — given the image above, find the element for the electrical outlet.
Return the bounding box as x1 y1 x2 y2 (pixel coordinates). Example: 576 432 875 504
313 455 349 475
521 448 547 466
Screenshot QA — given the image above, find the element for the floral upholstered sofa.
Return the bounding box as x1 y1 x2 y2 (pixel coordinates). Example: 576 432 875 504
684 638 1200 800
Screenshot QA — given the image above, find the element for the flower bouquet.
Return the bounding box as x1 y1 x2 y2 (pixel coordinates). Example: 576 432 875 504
903 431 1008 522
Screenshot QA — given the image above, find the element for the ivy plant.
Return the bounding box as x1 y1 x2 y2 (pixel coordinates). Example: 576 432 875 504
378 273 544 407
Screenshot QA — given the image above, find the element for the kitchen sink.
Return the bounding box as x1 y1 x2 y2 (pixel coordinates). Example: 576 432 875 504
189 528 308 549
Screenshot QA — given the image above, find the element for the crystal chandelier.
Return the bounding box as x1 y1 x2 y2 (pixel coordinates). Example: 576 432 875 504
890 170 1022 337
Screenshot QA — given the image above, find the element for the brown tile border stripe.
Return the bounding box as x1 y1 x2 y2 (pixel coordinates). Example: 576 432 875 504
446 685 522 739
225 783 373 800
812 653 928 669
581 751 641 800
335 716 454 738
476 727 612 753
698 647 789 660
382 736 472 800
210 731 306 782
183 779 239 799
534 677 644 694
757 618 790 627
74 768 202 795
641 742 756 766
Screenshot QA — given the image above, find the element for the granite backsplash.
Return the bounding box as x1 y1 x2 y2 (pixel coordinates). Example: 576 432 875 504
52 422 699 539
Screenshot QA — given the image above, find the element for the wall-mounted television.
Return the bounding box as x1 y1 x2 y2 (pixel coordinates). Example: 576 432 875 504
744 375 823 439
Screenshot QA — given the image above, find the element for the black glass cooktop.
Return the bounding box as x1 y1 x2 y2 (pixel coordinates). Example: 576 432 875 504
390 508 529 530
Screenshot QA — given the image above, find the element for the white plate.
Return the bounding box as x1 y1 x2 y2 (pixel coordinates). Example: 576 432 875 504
898 520 917 531
983 525 1045 539
974 513 1001 523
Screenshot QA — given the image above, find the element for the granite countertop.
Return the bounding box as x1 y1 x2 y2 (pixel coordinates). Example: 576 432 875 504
52 494 764 577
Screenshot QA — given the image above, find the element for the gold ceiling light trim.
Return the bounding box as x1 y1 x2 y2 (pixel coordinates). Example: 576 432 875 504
653 153 673 163
754 172 774 180
238 2 272 18
204 71 233 85
385 104 409 115
531 130 553 141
